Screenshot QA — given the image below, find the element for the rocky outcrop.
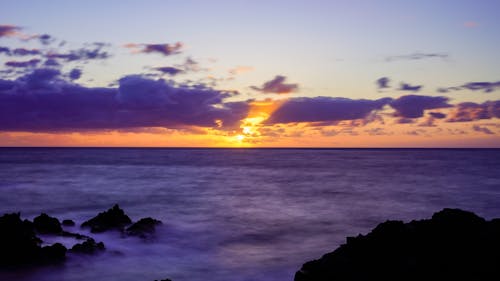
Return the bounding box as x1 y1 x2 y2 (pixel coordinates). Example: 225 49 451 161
126 217 162 238
0 213 66 267
70 238 105 254
81 204 132 233
62 219 75 226
33 213 62 234
295 208 500 281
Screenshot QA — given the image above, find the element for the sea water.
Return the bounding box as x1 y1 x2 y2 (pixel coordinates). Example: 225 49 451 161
1 148 499 281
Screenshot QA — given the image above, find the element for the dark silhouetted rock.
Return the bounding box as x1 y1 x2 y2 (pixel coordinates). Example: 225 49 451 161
0 213 66 267
294 208 500 281
62 219 75 226
40 243 67 262
154 279 172 281
126 217 162 238
61 230 90 240
33 213 62 234
70 238 105 254
81 204 132 233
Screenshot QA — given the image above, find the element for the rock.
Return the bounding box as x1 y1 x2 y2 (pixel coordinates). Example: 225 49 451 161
70 238 105 254
61 230 90 240
154 279 172 281
62 219 75 226
294 208 500 281
40 243 67 262
126 217 162 238
33 213 62 234
0 213 66 267
81 204 132 233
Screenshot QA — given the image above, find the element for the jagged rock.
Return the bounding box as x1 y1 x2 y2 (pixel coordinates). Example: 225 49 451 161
126 217 162 238
0 213 66 267
33 213 62 234
81 204 132 233
70 238 105 254
62 219 75 226
295 208 500 281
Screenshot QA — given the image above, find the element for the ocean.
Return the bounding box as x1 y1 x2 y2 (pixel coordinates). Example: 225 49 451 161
1 148 499 281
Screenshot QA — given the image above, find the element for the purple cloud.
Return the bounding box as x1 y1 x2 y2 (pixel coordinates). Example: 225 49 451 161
125 42 183 56
69 68 82 80
251 75 299 94
447 101 500 122
0 47 10 55
38 34 54 45
0 25 21 38
0 69 249 132
399 82 422 92
472 125 495 135
428 112 446 119
265 97 392 124
390 95 452 118
46 44 110 62
376 77 390 89
438 81 500 93
12 48 42 56
155 66 184 76
386 52 449 62
5 59 41 68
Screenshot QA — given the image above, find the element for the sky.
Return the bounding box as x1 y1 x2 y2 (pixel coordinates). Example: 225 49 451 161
0 0 499 147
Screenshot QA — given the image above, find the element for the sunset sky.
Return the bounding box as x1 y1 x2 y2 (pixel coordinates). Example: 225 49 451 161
0 0 499 147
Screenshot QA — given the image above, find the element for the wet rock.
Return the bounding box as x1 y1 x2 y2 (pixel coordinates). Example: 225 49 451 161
294 208 500 281
0 213 66 267
81 204 132 233
62 219 75 226
70 238 105 254
33 213 62 234
126 217 162 238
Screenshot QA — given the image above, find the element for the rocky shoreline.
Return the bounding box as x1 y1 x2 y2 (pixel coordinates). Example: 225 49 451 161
2 207 500 281
295 208 500 281
0 204 163 270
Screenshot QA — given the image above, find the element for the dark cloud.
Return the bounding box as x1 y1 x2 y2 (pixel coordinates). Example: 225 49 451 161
38 34 54 45
12 48 42 56
386 52 448 62
462 81 500 93
251 75 299 94
447 101 500 122
46 45 110 62
399 82 422 92
428 112 446 119
43 59 60 67
438 81 500 93
0 47 10 55
0 68 249 132
154 67 183 76
472 125 494 135
0 25 21 38
265 97 392 124
69 68 82 80
5 59 41 68
390 95 452 118
376 77 390 89
125 42 183 56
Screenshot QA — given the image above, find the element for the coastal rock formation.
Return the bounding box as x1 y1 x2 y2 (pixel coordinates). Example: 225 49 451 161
62 219 75 226
70 238 105 254
0 213 66 267
81 204 132 233
33 213 62 234
295 208 500 281
126 217 162 238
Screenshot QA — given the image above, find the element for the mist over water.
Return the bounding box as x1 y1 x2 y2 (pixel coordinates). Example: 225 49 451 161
1 148 500 281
